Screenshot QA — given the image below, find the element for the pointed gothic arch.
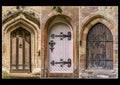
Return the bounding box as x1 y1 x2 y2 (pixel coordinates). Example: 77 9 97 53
2 12 39 73
80 14 115 71
86 23 113 69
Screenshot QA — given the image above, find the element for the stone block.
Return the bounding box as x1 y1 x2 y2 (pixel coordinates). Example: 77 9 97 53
2 68 9 74
32 68 41 75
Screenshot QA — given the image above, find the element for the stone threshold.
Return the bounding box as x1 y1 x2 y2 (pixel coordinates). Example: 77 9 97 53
8 73 40 79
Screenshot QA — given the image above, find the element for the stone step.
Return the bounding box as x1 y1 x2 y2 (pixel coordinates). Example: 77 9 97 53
8 73 40 79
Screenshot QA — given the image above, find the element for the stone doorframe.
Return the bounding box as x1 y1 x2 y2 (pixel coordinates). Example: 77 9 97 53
79 14 117 77
2 12 40 73
41 15 79 78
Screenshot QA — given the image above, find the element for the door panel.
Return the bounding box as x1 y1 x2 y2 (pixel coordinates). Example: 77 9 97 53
48 23 73 73
10 28 31 72
87 23 113 69
11 38 16 70
18 37 23 69
25 37 30 69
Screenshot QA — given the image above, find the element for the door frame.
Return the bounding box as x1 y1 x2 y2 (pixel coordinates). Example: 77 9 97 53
41 15 79 78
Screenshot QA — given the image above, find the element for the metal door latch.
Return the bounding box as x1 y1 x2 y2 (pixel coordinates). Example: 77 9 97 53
49 40 56 52
19 43 22 48
51 31 71 40
51 58 71 67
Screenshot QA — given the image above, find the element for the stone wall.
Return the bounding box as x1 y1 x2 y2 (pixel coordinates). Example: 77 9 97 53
2 6 118 78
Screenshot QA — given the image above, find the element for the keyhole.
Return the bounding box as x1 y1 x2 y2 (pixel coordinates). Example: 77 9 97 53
19 44 22 48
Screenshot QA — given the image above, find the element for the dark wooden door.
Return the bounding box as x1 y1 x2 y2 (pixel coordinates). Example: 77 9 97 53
10 28 31 72
87 23 113 69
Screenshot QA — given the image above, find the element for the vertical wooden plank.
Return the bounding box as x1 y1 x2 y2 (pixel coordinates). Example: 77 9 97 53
18 37 23 69
25 39 30 69
11 37 16 69
23 38 25 70
16 37 18 69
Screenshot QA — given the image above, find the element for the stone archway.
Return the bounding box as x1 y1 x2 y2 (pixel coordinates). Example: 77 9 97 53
79 14 115 78
2 12 39 74
41 15 78 78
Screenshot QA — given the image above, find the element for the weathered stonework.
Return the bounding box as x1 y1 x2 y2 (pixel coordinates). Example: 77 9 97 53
2 6 40 75
2 6 118 79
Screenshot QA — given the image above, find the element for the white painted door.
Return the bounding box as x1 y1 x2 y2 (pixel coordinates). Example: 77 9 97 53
48 23 73 73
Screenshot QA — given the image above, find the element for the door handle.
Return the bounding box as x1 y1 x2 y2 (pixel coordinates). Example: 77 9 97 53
19 44 22 48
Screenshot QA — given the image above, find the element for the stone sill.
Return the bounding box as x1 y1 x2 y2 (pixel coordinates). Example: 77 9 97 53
80 69 118 78
84 69 115 73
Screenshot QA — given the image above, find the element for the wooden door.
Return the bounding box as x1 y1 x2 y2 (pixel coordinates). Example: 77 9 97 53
87 23 113 69
48 23 73 74
10 28 31 72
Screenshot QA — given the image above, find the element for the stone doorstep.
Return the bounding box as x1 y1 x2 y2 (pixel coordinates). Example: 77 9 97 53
79 70 118 79
9 73 40 78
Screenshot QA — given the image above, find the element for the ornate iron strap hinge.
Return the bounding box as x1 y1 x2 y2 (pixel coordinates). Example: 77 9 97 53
49 40 55 52
51 58 71 67
51 31 71 40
